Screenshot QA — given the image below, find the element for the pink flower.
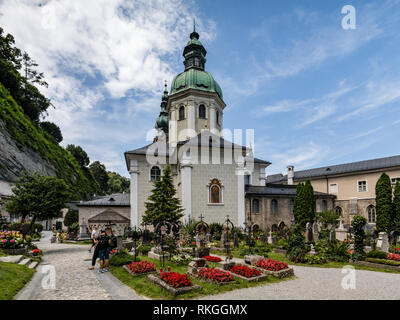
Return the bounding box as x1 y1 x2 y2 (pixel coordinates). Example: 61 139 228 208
2 239 7 243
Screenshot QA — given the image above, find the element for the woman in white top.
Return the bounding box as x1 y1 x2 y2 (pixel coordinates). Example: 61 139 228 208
89 226 98 253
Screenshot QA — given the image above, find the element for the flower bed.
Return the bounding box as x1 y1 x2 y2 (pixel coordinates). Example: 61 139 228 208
196 267 235 285
124 260 156 276
32 249 41 256
253 259 294 279
171 254 192 265
387 253 400 261
230 265 261 278
0 231 24 249
160 269 192 288
202 255 222 262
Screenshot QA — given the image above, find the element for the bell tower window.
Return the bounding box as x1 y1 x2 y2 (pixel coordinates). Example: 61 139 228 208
199 105 206 119
179 106 185 120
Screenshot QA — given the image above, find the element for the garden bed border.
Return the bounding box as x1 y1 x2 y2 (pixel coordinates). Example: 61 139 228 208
146 273 201 296
122 264 157 277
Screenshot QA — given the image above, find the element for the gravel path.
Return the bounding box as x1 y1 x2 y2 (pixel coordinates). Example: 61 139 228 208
198 264 400 300
16 231 140 300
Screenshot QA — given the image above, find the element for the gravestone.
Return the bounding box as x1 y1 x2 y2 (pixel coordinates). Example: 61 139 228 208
233 232 239 248
312 222 319 241
376 232 389 253
305 222 313 243
335 216 347 241
260 232 268 244
267 230 273 244
78 218 91 240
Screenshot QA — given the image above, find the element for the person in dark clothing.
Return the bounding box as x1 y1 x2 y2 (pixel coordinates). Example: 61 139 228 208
95 230 111 273
88 243 100 270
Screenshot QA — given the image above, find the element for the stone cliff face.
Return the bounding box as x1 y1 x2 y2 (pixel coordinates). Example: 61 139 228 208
0 118 56 182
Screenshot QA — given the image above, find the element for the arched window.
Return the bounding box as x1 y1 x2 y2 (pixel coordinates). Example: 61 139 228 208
322 200 327 212
367 205 376 223
209 179 222 204
252 199 259 213
271 199 278 214
179 106 185 120
150 166 161 182
199 104 206 119
335 206 343 216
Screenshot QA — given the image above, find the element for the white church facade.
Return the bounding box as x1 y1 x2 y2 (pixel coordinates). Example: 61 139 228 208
124 28 270 228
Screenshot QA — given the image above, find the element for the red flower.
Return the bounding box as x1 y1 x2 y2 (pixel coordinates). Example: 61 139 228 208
197 268 234 283
202 255 222 262
387 253 400 261
160 270 192 288
230 265 261 278
255 259 288 271
127 261 156 274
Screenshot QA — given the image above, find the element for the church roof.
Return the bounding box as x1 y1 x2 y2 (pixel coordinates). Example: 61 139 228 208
245 184 334 197
77 193 130 207
267 154 400 183
124 132 271 168
88 208 130 224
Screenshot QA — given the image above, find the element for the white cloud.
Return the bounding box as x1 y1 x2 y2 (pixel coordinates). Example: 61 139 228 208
0 0 215 174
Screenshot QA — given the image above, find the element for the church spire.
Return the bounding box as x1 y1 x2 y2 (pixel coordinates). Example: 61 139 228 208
183 22 206 71
155 81 169 134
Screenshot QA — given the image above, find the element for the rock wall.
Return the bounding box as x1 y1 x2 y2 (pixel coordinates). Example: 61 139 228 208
0 119 56 182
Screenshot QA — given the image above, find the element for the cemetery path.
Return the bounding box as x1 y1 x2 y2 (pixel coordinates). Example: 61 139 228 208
15 231 141 300
198 264 400 300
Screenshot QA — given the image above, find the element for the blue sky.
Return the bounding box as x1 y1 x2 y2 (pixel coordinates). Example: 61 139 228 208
0 0 399 177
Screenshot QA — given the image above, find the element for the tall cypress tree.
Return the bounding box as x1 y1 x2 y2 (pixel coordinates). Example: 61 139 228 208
293 183 306 227
304 180 316 223
143 166 183 227
375 173 393 233
394 181 400 232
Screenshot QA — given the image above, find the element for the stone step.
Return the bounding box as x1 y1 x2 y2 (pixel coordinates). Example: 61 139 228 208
28 261 39 269
0 255 24 264
18 258 31 266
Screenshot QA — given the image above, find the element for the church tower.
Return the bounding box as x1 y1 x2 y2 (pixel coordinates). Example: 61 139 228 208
167 27 225 145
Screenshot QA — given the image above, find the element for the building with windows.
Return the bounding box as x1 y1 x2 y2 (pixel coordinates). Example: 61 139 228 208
267 155 400 228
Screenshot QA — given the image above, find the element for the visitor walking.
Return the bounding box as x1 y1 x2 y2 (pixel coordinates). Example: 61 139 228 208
88 240 99 270
89 226 98 253
96 230 111 273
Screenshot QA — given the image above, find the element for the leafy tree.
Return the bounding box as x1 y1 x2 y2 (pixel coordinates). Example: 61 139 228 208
304 180 316 223
316 210 339 229
66 144 90 167
375 173 394 233
0 27 22 69
22 51 48 87
143 166 183 227
39 121 63 143
89 161 109 193
6 172 70 234
64 209 79 229
394 182 400 232
107 171 130 194
351 215 367 261
287 223 308 263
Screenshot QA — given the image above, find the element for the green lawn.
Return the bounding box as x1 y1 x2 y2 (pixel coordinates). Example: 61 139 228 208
211 249 400 274
110 257 293 300
0 262 35 300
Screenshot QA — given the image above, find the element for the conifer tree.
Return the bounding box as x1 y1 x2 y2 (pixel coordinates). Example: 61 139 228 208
394 181 400 232
375 173 394 233
293 183 306 227
304 180 316 223
143 166 183 227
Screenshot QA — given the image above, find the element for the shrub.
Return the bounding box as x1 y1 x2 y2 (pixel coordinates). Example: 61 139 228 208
230 265 261 278
277 238 288 249
171 254 192 265
109 251 139 266
351 216 367 261
367 250 388 259
138 245 152 256
127 260 156 274
303 254 327 265
197 267 234 283
160 269 192 288
287 223 307 262
255 259 289 271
